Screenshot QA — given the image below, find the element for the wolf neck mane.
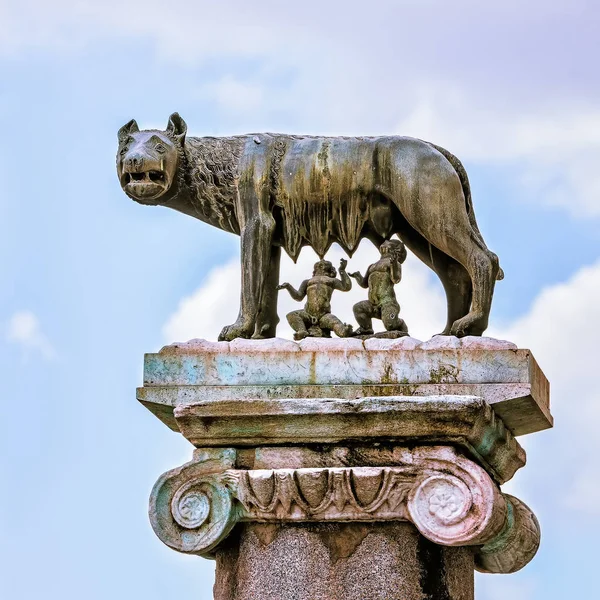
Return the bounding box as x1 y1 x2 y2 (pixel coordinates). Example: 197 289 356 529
171 136 244 234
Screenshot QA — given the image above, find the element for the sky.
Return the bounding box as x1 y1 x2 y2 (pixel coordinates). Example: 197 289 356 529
1 1 599 598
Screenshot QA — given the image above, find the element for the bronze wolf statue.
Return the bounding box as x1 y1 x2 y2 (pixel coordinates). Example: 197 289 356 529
117 113 503 341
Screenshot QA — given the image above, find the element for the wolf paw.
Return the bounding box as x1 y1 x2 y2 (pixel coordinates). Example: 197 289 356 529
218 320 253 341
450 312 487 338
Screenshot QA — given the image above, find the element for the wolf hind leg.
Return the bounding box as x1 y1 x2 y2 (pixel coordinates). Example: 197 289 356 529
392 226 473 336
446 238 499 337
436 259 473 336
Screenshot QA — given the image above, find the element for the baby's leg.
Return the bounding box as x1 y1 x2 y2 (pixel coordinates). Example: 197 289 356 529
353 300 376 335
320 313 353 338
287 310 310 340
381 301 408 333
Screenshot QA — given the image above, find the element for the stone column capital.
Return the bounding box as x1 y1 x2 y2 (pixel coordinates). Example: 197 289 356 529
149 446 539 573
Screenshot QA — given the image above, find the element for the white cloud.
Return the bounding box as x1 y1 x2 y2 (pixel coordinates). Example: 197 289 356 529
163 260 240 343
5 310 56 360
200 76 266 116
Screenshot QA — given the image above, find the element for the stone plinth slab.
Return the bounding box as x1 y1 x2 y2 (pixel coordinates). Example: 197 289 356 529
174 395 523 484
139 336 551 436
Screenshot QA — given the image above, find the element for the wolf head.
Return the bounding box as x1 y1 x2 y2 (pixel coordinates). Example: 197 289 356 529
116 113 187 204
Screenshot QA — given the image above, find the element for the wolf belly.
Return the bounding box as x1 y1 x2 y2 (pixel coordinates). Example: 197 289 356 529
259 136 422 259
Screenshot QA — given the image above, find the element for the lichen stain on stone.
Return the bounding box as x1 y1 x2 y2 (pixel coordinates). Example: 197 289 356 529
381 362 397 385
476 428 498 457
308 353 317 385
317 140 331 180
318 522 371 562
235 448 256 470
429 363 460 384
397 377 419 396
239 160 256 193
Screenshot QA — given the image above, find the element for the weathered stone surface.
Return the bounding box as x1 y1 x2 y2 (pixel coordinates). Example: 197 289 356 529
149 449 237 556
139 381 549 438
461 336 517 350
420 335 462 350
363 335 422 350
172 395 523 483
355 330 409 340
160 338 231 353
298 336 364 352
215 522 475 600
232 447 507 546
155 335 519 356
140 337 551 436
229 337 300 353
475 494 541 574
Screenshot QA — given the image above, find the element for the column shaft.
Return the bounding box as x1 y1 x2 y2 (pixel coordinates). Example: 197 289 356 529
215 522 474 600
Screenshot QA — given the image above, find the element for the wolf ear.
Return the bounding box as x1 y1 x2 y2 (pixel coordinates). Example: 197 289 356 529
166 112 187 145
118 119 139 143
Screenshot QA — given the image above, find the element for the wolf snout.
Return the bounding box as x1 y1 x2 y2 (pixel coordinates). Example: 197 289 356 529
124 155 145 172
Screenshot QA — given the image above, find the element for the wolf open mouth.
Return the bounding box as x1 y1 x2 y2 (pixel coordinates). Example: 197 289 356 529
123 170 166 185
121 169 169 201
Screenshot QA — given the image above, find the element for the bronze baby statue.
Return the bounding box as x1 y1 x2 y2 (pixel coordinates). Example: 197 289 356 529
278 259 353 340
349 240 409 337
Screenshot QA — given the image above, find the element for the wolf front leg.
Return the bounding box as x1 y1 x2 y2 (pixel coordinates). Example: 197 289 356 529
253 244 281 338
219 214 276 341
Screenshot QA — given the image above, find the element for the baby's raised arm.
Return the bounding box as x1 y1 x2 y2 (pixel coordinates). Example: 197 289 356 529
277 280 309 302
334 258 352 292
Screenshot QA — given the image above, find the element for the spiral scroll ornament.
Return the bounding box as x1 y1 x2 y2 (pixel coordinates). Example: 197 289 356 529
407 450 507 546
149 460 238 557
475 494 541 574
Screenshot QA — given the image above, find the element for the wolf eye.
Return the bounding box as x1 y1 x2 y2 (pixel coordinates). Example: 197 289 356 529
120 146 128 155
155 143 166 153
